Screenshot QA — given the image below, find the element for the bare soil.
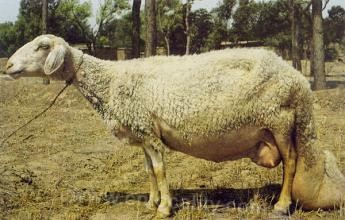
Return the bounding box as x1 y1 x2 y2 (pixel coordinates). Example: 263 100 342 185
0 74 345 219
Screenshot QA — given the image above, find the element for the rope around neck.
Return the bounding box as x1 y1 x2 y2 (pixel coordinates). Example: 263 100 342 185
0 53 84 147
0 83 70 147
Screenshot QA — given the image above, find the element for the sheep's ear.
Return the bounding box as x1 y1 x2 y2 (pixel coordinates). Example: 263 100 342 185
44 45 66 75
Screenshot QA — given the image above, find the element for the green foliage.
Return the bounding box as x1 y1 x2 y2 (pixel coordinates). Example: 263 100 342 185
98 12 133 48
14 0 47 46
324 5 345 45
157 0 183 39
1 0 344 58
155 0 230 54
112 12 133 48
15 0 91 43
190 9 214 53
0 0 92 57
94 0 129 44
52 0 92 43
0 22 17 57
206 20 227 50
207 0 236 49
232 0 263 41
156 0 184 54
230 0 291 56
255 0 290 40
169 25 186 55
0 0 47 56
214 0 236 23
96 0 128 26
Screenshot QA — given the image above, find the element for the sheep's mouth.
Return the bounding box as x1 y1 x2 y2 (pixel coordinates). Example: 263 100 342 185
8 70 24 79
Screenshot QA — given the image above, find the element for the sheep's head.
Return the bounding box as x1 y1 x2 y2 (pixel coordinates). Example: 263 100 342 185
5 35 72 80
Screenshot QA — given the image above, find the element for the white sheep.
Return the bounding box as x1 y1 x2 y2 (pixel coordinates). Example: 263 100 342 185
5 35 345 218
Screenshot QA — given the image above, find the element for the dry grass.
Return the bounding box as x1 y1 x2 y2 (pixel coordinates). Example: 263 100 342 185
0 77 345 219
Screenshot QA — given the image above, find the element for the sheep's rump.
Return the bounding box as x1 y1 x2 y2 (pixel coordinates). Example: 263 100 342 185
110 48 310 140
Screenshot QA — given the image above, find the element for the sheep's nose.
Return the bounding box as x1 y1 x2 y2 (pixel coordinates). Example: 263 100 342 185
6 62 13 70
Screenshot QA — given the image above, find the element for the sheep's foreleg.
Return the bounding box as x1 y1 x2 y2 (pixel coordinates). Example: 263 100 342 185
273 133 297 214
143 148 160 210
143 142 172 218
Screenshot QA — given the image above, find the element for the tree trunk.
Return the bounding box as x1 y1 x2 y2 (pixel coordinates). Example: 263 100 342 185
145 0 157 57
164 36 170 56
185 0 191 55
290 0 302 71
312 0 326 90
303 6 314 76
132 0 141 58
42 0 50 85
309 30 314 76
42 0 48 34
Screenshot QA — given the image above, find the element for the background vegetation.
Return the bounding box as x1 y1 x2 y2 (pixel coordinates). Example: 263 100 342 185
0 0 344 88
0 0 343 57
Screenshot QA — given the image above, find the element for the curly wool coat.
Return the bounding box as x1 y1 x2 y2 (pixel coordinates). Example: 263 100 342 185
74 48 312 151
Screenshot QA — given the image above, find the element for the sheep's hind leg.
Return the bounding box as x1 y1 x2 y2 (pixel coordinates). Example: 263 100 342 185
273 133 297 215
143 148 160 210
143 140 172 218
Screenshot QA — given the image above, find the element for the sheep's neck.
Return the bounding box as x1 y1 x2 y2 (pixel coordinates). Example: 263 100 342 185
78 81 108 118
71 50 111 119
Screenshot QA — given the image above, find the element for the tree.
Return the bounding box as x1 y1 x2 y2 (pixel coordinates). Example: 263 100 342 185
104 12 133 48
255 0 291 57
42 0 50 84
42 0 48 34
231 0 263 41
15 0 46 44
55 0 92 45
185 0 192 55
208 0 236 50
190 9 214 53
312 0 326 90
157 0 183 55
0 0 92 56
89 0 128 52
214 0 236 26
289 0 302 71
132 0 141 58
301 2 314 76
324 6 345 45
0 0 131 57
145 0 157 56
0 0 51 57
0 22 16 57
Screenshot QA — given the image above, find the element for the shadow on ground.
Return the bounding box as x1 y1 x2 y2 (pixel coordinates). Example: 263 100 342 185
102 184 281 212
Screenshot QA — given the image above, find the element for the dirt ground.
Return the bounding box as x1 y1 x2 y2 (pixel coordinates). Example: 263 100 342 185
0 70 345 219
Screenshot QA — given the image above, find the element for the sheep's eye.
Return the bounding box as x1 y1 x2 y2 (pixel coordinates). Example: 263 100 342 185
35 43 50 51
40 44 50 50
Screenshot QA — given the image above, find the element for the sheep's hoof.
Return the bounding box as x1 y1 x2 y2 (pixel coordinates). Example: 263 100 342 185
146 200 159 211
156 205 172 219
273 202 290 216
